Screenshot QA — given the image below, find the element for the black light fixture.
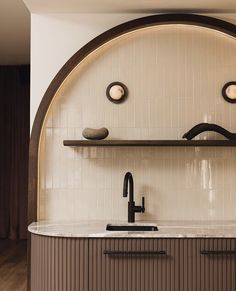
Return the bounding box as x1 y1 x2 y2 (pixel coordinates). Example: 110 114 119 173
106 81 128 104
222 81 236 103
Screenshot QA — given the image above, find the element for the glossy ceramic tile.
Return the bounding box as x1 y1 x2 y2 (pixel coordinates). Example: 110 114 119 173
38 25 236 222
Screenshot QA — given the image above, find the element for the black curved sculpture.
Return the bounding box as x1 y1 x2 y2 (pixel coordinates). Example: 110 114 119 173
183 123 236 140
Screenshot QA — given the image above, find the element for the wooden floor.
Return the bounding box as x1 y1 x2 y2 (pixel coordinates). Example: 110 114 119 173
0 239 27 291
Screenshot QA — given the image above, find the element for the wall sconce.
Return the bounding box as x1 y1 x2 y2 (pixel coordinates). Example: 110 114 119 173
106 82 128 104
222 81 236 103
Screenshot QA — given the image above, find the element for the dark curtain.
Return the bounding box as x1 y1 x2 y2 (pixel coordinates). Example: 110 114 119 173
0 65 30 239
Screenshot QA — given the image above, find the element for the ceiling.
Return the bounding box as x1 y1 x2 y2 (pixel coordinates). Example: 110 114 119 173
23 0 236 13
0 0 30 65
1 0 235 65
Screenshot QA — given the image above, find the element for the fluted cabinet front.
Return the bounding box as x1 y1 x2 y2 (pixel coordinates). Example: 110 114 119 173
30 236 236 291
89 238 236 291
31 234 88 291
89 238 178 291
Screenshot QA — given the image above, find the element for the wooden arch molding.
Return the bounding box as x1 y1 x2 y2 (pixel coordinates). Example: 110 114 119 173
29 13 236 224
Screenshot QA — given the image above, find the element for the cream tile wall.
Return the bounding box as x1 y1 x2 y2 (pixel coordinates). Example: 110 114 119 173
38 24 236 222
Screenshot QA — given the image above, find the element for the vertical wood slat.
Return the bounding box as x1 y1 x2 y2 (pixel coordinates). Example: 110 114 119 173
89 238 236 291
31 234 88 291
31 235 236 291
89 238 175 291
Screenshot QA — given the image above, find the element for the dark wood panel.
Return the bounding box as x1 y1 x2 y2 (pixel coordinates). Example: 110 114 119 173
0 239 27 291
63 140 236 147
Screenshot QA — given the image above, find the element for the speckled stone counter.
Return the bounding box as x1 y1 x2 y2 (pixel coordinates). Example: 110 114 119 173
28 220 236 238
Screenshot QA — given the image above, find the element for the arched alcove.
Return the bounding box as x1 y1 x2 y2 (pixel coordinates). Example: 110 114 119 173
29 14 236 223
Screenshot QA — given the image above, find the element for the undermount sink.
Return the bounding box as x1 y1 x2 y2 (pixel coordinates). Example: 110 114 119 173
106 224 158 231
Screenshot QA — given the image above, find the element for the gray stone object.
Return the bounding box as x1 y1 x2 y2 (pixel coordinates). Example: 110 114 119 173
82 127 109 140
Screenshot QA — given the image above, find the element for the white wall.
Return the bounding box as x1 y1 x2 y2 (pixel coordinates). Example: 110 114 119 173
31 13 148 128
31 13 236 129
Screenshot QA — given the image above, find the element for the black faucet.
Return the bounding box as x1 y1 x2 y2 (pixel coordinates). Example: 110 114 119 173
123 172 145 223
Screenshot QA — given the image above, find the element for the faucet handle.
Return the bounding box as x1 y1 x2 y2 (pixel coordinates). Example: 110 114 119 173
141 196 145 213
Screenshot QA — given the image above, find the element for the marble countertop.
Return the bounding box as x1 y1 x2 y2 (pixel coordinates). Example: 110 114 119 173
28 220 236 238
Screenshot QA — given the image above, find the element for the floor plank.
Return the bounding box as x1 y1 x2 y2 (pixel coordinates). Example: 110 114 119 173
0 240 27 291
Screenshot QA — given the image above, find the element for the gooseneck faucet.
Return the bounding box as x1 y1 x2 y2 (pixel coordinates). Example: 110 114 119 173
123 172 145 223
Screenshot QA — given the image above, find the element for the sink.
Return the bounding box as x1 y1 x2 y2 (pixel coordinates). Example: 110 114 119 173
106 224 158 231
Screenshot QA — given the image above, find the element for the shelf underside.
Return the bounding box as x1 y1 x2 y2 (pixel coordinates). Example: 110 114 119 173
63 140 236 147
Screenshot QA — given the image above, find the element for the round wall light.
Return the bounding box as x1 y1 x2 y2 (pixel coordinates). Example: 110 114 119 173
106 82 128 104
222 81 236 103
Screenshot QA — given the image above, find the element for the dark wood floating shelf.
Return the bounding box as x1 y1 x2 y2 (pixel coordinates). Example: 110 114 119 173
63 140 236 147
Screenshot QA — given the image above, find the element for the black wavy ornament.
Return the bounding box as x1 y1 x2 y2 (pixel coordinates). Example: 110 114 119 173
183 123 236 140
